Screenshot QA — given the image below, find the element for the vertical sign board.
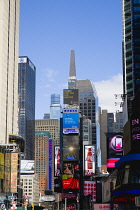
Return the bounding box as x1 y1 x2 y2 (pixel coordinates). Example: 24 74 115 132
0 153 4 179
84 181 96 202
131 115 140 153
5 153 11 192
84 146 95 176
54 146 60 176
63 109 79 134
11 153 18 193
49 139 53 190
107 133 123 168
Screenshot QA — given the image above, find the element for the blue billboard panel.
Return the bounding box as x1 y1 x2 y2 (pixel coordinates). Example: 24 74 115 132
48 139 53 190
63 112 79 134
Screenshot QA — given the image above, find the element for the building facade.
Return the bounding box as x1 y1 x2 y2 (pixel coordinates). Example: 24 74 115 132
21 174 39 205
18 56 36 160
122 0 140 99
35 119 60 145
0 0 20 144
34 131 54 195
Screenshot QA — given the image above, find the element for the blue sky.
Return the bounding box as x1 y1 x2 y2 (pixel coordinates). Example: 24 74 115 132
19 0 123 119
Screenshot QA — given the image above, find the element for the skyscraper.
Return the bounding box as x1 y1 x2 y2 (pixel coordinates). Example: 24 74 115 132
0 0 20 144
50 93 62 120
68 50 101 171
18 56 36 159
35 119 60 145
68 50 77 89
34 131 53 195
122 0 140 99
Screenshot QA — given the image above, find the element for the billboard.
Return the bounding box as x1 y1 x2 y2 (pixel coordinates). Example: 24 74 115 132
62 162 80 190
21 160 34 174
63 110 79 134
54 146 60 176
107 133 123 168
84 181 96 202
5 153 11 192
11 153 18 193
84 146 95 176
48 139 53 190
131 115 140 153
63 135 79 161
0 153 4 179
63 89 79 105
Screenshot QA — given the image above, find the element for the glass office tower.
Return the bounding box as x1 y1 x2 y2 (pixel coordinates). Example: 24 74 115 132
76 80 101 170
122 0 140 98
18 56 36 160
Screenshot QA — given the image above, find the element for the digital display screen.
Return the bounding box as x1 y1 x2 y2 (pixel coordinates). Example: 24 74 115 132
63 135 79 161
84 146 95 176
62 162 80 190
63 112 79 134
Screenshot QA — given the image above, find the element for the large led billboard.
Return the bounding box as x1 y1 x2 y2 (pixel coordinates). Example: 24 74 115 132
84 181 96 202
54 146 60 176
63 135 79 161
63 89 79 105
131 115 140 153
107 133 123 168
48 139 53 190
84 146 95 176
62 162 80 190
63 109 79 134
21 160 34 174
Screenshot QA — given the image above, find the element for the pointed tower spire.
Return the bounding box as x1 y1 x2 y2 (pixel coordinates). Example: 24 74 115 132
69 50 76 78
68 50 77 89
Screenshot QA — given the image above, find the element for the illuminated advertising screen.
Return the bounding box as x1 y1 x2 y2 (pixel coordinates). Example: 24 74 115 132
63 135 79 161
107 133 123 168
131 115 140 153
62 162 80 190
11 153 18 193
84 146 95 176
54 146 60 176
21 160 34 174
63 89 79 105
84 181 96 202
63 110 79 134
48 139 53 190
0 153 4 179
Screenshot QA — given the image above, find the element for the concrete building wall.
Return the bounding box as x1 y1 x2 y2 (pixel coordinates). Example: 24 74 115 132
0 0 20 143
35 119 60 145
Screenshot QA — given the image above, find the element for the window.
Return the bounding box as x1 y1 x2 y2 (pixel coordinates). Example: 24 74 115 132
115 125 118 129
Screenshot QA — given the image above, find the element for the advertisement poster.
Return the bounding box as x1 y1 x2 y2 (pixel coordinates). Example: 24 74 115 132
84 181 96 202
63 111 79 134
63 89 79 105
54 146 60 176
107 133 123 168
85 146 95 176
11 153 18 193
62 162 80 190
0 153 4 179
5 153 11 192
63 135 79 161
48 139 53 190
21 160 34 174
